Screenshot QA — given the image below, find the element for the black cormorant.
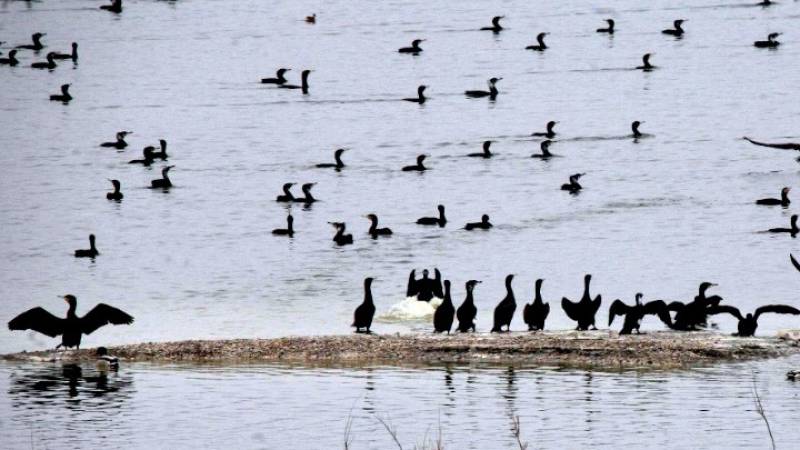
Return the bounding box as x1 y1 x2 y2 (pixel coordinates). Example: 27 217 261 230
743 136 800 152
150 165 174 189
532 121 557 138
106 179 123 201
276 183 295 202
100 131 131 149
636 53 655 71
481 16 504 33
561 274 602 330
366 214 392 238
272 214 294 237
667 282 722 330
457 280 480 332
399 39 425 54
31 52 56 70
52 42 78 61
433 280 455 334
523 278 549 331
708 304 800 336
306 14 316 24
597 19 615 34
128 146 155 165
561 173 584 193
417 204 446 227
261 68 291 85
151 139 168 159
491 274 516 332
352 278 375 333
525 33 548 51
407 269 444 301
631 121 644 138
662 19 686 37
756 187 790 207
468 140 493 158
16 33 46 51
403 85 427 104
49 84 72 102
279 70 311 94
768 214 799 235
465 77 501 99
74 234 99 258
754 33 781 48
100 0 122 13
531 140 556 159
465 214 492 230
330 222 353 245
293 183 316 204
316 148 346 170
402 154 427 171
0 49 19 66
609 293 670 335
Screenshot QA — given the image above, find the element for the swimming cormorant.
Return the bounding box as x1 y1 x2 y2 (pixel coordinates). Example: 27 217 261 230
465 77 501 100
365 214 392 238
407 269 444 301
330 222 353 245
272 214 294 237
754 33 781 48
561 274 602 330
128 146 155 166
433 280 455 334
74 234 99 258
456 280 480 332
305 14 316 24
100 131 131 149
52 42 78 61
523 278 549 331
531 140 556 159
631 121 644 138
352 278 375 333
16 33 46 51
468 140 493 158
662 19 686 37
465 214 492 230
768 214 799 236
100 0 122 13
106 179 123 201
49 84 72 103
402 154 427 171
0 50 19 66
608 293 670 335
403 85 427 104
31 52 56 70
491 274 516 332
261 68 291 85
532 121 558 138
276 183 295 202
481 16 504 33
597 19 615 34
8 295 133 350
279 69 311 94
636 53 655 71
756 187 790 207
708 304 800 336
151 139 168 159
150 165 174 189
561 173 584 193
399 39 425 54
525 33 548 51
293 182 317 204
417 204 446 227
316 148 346 170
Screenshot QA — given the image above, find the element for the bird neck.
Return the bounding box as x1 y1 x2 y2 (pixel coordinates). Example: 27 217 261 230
368 218 377 233
334 153 344 167
67 303 77 317
364 284 373 304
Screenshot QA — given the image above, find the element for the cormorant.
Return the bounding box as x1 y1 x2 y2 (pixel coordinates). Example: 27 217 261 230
52 42 78 61
8 295 133 350
708 304 800 336
403 85 427 104
756 187 790 207
433 280 455 334
306 14 316 24
352 278 375 333
417 204 446 227
100 131 131 149
16 33 46 51
561 173 584 193
768 214 799 236
261 68 290 85
0 49 19 66
31 52 56 70
561 274 602 330
597 19 615 34
330 222 353 245
150 165 174 189
491 274 516 332
481 16 504 33
631 121 644 138
608 293 670 335
407 269 444 301
532 121 558 138
293 182 317 204
743 136 800 151
49 84 72 102
523 278 549 331
662 19 686 37
106 179 123 201
276 183 295 202
531 140 556 159
468 140 493 158
636 53 655 71
525 33 548 51
272 214 294 237
456 280 480 332
399 39 425 54
129 146 156 166
74 234 99 258
151 139 168 160
754 33 781 48
365 214 392 238
316 148 346 170
465 214 492 230
668 282 722 330
100 0 122 13
465 77 501 100
402 154 427 171
279 69 311 94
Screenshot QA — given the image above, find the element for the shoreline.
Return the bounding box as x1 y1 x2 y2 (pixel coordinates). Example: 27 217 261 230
3 331 799 369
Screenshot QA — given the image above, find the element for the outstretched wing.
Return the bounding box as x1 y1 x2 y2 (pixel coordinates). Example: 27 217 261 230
754 304 800 320
433 269 444 298
643 300 667 316
707 305 743 320
8 307 65 337
590 295 602 314
608 300 629 326
791 254 800 273
561 297 579 321
666 301 685 312
406 270 418 297
80 304 134 335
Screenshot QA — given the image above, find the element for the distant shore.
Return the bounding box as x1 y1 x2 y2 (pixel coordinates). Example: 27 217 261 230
4 331 799 369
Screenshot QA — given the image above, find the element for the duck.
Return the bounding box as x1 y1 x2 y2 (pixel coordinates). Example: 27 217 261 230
465 214 492 230
305 14 316 24
95 347 119 372
523 279 549 331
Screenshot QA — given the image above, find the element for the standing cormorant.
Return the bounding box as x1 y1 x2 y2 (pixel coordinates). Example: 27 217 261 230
101 131 132 149
49 84 72 103
402 154 428 171
532 121 558 138
279 70 311 94
406 269 444 301
261 68 291 85
491 275 516 332
561 173 584 193
481 16 504 33
150 166 174 189
272 214 294 237
433 280 455 334
293 183 317 204
399 39 425 54
8 295 133 350
468 141 493 158
768 214 799 236
31 52 57 70
52 42 78 61
756 187 790 207
708 304 800 336
106 179 123 201
609 293 670 335
276 183 295 202
754 33 781 48
16 33 46 51
316 148 346 170
597 19 615 34
365 214 392 238
662 19 686 37
0 50 19 66
531 140 556 159
100 0 123 13
668 282 722 330
525 33 548 51
457 280 481 332
74 234 99 258
636 53 655 71
465 214 492 230
417 205 447 227
330 222 353 245
523 279 549 331
151 139 168 160
561 274 602 330
352 278 375 333
465 77 501 100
